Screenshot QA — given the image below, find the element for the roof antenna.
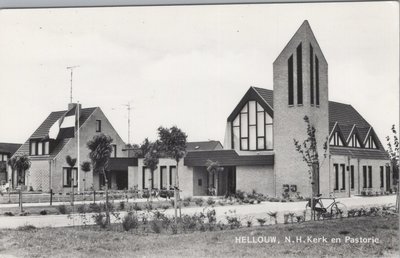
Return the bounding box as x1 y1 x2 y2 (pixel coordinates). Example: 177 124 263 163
123 102 132 145
66 65 80 103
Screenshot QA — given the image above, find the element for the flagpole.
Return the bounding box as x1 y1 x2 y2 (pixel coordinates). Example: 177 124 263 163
77 101 80 193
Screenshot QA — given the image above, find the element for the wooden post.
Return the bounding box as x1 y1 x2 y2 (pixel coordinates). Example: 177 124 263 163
50 189 53 206
19 188 23 213
93 190 96 204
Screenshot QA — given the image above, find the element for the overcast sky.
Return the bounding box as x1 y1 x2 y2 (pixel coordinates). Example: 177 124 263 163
0 2 398 147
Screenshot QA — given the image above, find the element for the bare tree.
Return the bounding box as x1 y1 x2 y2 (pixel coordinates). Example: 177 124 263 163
386 125 399 212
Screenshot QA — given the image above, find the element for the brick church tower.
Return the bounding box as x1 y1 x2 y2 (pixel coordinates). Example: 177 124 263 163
273 21 329 197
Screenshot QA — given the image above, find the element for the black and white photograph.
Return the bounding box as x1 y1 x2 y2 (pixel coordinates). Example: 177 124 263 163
0 0 398 257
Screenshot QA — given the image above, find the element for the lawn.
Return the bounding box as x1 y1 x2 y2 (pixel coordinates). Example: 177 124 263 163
0 215 397 257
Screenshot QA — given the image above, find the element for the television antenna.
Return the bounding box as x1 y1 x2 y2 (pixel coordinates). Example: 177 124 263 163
66 65 80 103
124 102 132 145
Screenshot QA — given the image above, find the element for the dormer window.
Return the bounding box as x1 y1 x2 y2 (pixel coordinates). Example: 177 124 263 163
365 135 378 149
330 132 344 146
232 100 273 151
30 139 51 156
349 134 362 148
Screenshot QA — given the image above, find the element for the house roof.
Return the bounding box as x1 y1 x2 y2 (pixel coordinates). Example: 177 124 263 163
330 146 389 160
13 107 97 158
0 143 21 155
184 150 274 167
186 141 223 152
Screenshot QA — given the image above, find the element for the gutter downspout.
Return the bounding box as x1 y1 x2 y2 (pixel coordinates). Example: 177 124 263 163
357 158 360 195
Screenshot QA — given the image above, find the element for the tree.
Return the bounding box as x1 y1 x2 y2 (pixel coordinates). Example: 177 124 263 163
80 161 91 191
87 134 114 225
143 141 160 200
14 155 31 212
293 116 328 220
7 156 17 189
205 160 224 196
157 126 187 221
386 125 399 212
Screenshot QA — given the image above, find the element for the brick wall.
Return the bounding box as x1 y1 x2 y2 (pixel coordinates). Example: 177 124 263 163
236 165 274 196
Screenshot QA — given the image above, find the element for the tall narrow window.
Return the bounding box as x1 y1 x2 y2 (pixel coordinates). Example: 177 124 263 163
386 166 391 190
363 166 367 188
296 43 303 105
112 144 117 158
30 141 37 156
368 166 372 188
350 165 354 190
96 120 102 132
310 44 314 105
170 166 176 187
37 142 43 155
341 164 346 190
334 164 339 190
380 166 384 188
315 56 320 106
160 166 168 189
288 55 294 105
44 141 50 155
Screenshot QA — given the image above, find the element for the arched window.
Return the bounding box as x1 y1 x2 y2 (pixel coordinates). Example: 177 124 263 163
232 101 273 151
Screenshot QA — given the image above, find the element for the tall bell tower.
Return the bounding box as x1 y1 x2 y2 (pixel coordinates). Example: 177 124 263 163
273 21 329 197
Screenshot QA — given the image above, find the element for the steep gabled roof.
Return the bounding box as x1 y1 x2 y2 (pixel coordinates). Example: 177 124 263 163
186 141 223 152
0 143 21 155
13 107 97 158
328 101 370 128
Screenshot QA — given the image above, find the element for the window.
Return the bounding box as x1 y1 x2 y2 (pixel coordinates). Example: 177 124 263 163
30 141 37 156
310 44 314 105
288 55 294 105
363 166 367 188
380 166 384 188
44 141 50 155
169 166 176 187
232 101 273 151
37 142 43 155
330 132 344 146
341 164 346 190
1 154 8 162
296 43 303 105
198 179 202 186
315 56 320 106
334 164 339 190
96 120 101 132
365 136 378 149
368 166 372 188
112 144 117 158
63 167 78 187
350 165 354 190
386 166 391 190
349 134 362 148
160 166 168 189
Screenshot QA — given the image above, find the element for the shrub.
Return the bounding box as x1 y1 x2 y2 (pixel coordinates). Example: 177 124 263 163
295 215 304 223
235 190 246 200
194 198 204 207
206 209 217 224
131 203 142 211
225 210 241 229
161 204 170 210
122 212 139 231
184 197 192 202
267 211 278 224
40 210 48 215
119 201 125 211
150 220 162 233
4 211 14 216
19 211 30 216
92 213 107 228
77 204 87 214
246 220 252 227
218 200 225 206
170 223 178 234
57 204 68 214
144 202 153 211
207 197 216 206
17 224 36 231
89 203 101 213
183 200 190 207
257 218 267 226
243 198 250 204
249 199 255 204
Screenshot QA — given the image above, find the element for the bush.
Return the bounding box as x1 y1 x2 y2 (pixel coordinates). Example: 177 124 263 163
4 211 14 216
19 211 30 216
257 218 266 226
170 223 178 234
225 210 241 229
17 224 36 231
89 203 101 213
122 212 139 231
57 204 68 214
77 204 87 214
92 213 107 228
235 190 246 200
150 220 162 233
184 197 192 202
144 202 153 211
131 203 142 211
183 200 190 207
119 201 125 211
40 210 48 215
194 198 204 207
161 204 170 210
207 197 216 206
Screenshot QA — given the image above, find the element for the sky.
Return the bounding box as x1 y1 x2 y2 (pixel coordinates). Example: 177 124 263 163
0 1 398 147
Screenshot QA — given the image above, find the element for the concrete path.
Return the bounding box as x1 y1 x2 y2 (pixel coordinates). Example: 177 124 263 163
0 195 396 229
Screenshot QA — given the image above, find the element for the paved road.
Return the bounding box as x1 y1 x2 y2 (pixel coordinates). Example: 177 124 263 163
0 195 396 229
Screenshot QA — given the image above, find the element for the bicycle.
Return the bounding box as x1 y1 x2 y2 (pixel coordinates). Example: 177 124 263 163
305 193 347 220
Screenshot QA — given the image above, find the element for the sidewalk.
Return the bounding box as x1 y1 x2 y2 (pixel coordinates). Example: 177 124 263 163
0 195 395 229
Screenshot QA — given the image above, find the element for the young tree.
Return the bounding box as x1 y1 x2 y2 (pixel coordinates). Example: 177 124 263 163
157 126 187 221
386 125 399 212
80 161 91 191
143 141 160 201
66 155 77 205
87 134 114 225
293 116 328 220
205 160 224 196
7 156 17 189
14 155 31 212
